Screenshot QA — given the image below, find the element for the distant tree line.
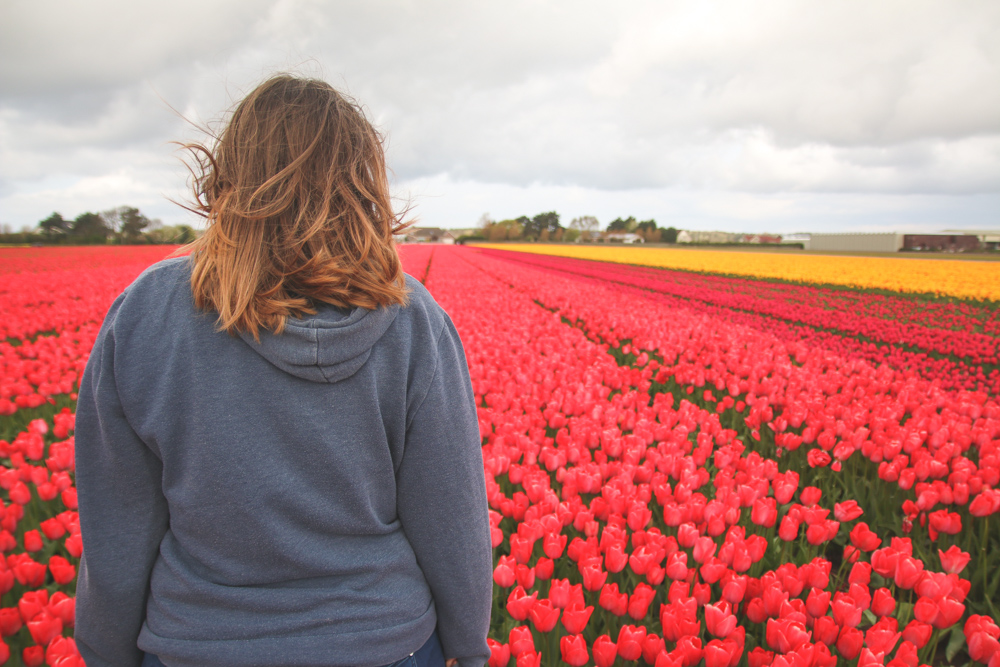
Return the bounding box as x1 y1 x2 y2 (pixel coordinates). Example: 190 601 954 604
0 207 197 245
474 212 678 244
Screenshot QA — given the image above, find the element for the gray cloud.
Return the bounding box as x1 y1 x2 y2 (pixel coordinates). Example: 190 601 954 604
1 0 998 229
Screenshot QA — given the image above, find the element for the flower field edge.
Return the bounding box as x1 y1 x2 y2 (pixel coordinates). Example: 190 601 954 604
0 245 998 667
473 243 1000 304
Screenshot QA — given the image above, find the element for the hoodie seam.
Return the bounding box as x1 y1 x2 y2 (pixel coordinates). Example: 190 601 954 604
405 320 448 432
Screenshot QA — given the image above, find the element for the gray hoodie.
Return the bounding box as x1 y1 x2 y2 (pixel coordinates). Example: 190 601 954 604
73 257 492 667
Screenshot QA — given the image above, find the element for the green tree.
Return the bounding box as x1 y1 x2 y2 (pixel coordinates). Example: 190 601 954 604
569 216 599 241
523 211 560 240
607 216 637 232
662 226 679 244
71 212 111 242
103 206 155 244
146 224 196 244
486 218 524 241
39 212 71 238
635 219 659 242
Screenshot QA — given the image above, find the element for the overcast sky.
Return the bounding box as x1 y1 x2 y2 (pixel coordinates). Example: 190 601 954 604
2 0 998 234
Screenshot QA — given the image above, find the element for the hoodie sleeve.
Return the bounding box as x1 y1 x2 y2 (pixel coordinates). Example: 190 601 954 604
397 315 492 667
73 295 170 667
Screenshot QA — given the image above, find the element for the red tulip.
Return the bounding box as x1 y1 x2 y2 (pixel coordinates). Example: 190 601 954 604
509 534 535 564
580 562 607 591
894 641 919 667
487 639 510 667
23 529 43 552
506 587 537 622
933 596 966 629
700 558 727 584
833 500 863 522
849 523 881 551
560 634 589 667
692 582 712 607
49 594 75 628
515 650 540 667
865 617 901 655
857 647 885 667
766 618 809 654
666 551 688 580
533 557 553 581
22 645 44 667
561 603 593 635
901 620 932 649
628 583 655 620
592 634 617 667
508 625 534 657
870 588 895 617
703 639 739 667
547 578 576 608
938 545 971 574
0 608 22 637
721 574 747 604
493 558 515 587
675 636 703 667
812 615 840 647
836 626 864 660
528 599 559 632
831 596 862 628
642 634 666 665
778 515 800 541
747 647 774 667
893 556 924 589
705 601 737 639
965 615 1000 664
805 588 830 617
800 486 822 506
807 449 831 468
751 498 777 527
543 531 566 559
927 509 962 538
598 582 628 616
27 612 62 646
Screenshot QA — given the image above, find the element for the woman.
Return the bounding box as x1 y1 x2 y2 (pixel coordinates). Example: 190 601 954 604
73 75 493 667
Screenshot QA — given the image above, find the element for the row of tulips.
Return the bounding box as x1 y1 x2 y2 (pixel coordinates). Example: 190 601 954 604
418 246 998 665
469 248 1000 553
477 249 1000 393
0 247 179 421
475 244 1000 303
478 249 1000 339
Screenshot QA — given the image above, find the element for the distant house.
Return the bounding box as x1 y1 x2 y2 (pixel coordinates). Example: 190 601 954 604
603 232 644 244
680 230 738 244
575 231 603 243
400 227 456 244
782 233 811 248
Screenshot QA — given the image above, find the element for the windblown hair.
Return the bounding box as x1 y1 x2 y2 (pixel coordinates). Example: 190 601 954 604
177 74 409 338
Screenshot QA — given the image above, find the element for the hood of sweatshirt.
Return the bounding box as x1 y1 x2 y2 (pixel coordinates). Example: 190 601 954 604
238 303 400 383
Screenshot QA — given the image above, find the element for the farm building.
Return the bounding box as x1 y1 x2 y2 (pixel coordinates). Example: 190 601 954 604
942 229 1000 251
808 233 904 252
398 227 456 244
806 232 985 253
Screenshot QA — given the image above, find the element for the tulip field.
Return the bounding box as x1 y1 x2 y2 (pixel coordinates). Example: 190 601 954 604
1 244 999 667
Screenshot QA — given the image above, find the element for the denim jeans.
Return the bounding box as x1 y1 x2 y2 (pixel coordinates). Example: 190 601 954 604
141 629 446 667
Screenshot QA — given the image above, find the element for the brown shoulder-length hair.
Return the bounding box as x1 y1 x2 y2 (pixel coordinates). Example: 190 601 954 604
177 74 409 339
